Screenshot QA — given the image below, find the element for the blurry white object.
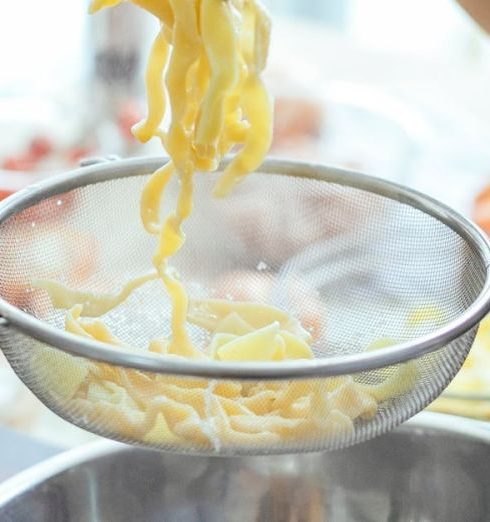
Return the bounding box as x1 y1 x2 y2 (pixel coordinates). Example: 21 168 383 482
268 74 431 183
322 82 432 184
0 354 39 431
0 1 86 96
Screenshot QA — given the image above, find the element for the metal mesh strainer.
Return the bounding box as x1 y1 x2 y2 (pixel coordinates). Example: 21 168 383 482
0 157 489 456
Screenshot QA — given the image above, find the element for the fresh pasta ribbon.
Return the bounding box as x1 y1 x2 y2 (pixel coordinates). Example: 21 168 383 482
213 73 273 197
132 27 169 143
140 162 175 234
35 272 158 317
89 0 122 14
194 0 240 161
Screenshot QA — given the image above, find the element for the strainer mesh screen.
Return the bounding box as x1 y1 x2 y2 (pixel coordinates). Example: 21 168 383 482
0 167 486 455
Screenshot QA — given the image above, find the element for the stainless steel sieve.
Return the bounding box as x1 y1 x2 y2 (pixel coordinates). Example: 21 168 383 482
0 157 489 455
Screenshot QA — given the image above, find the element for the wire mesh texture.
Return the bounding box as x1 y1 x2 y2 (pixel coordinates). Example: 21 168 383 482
0 157 489 456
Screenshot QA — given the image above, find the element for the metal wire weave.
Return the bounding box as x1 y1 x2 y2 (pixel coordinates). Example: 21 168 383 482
0 158 488 455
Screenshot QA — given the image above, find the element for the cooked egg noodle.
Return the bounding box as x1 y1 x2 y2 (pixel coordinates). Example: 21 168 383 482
31 0 418 450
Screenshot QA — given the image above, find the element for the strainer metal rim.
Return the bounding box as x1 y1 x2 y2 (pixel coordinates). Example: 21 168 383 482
0 156 489 380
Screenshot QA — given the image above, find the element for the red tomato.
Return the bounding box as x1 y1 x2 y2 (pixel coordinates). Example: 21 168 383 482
272 97 324 149
118 101 143 141
0 189 14 201
28 136 54 160
2 156 36 172
66 146 95 165
473 183 490 235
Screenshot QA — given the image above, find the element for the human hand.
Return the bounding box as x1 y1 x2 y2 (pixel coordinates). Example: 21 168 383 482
456 0 490 33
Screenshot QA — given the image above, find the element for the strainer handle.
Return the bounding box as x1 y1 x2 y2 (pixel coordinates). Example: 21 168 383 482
79 155 120 168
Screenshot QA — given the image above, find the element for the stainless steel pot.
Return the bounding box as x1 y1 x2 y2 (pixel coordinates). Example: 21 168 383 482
1 413 489 521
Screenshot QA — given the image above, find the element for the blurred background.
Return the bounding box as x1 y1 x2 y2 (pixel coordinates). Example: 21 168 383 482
1 0 490 457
